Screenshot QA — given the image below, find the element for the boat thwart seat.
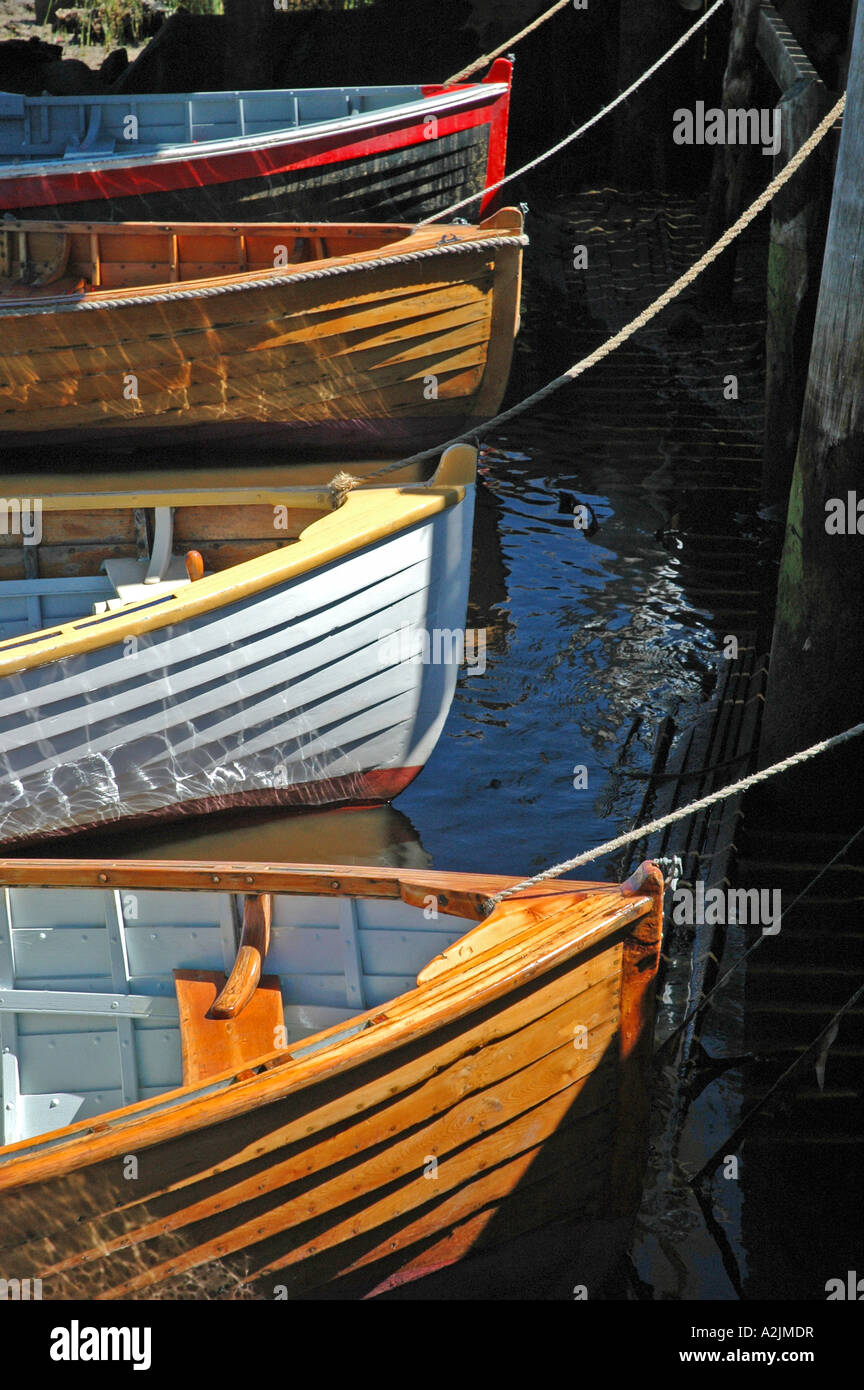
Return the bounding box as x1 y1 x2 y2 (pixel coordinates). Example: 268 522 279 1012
174 894 284 1086
95 506 207 609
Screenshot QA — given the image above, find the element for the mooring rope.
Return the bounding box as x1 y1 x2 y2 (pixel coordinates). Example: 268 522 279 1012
446 0 574 85
425 0 729 224
482 719 864 911
365 92 844 485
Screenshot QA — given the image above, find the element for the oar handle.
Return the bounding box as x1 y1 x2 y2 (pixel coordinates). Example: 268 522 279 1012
209 894 272 1020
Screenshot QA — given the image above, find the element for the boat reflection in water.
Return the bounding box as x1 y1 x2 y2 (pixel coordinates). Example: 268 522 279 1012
48 803 432 873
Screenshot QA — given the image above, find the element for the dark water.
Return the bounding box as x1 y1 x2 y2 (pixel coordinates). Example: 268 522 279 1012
32 191 783 1300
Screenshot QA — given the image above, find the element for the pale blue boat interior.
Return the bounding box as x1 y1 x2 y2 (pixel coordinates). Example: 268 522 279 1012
0 568 179 645
0 506 224 644
0 87 427 164
0 885 467 1144
0 577 115 643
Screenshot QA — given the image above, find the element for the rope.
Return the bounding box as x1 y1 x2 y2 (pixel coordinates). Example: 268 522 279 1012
328 470 362 508
365 92 845 486
447 0 573 84
482 719 864 910
424 0 729 224
0 233 528 319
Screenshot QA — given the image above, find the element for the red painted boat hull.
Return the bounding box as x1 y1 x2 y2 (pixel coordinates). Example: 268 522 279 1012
0 62 511 224
1 766 424 852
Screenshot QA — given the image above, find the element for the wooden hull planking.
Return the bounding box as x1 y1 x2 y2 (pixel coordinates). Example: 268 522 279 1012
0 212 524 456
0 65 512 224
0 860 663 1299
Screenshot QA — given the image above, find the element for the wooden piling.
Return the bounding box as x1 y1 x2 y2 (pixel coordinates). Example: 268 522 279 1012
613 0 677 189
758 0 864 809
699 0 762 309
223 0 275 88
759 6 833 506
840 0 861 91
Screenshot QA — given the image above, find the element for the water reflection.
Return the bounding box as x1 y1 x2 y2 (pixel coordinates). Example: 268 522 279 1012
400 439 722 880
30 803 430 870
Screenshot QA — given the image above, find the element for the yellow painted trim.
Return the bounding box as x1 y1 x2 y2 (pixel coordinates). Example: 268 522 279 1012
4 444 476 511
4 463 407 505
0 450 476 679
32 486 336 514
412 442 476 490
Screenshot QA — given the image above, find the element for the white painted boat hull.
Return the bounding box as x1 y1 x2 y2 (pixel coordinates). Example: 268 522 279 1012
0 489 474 845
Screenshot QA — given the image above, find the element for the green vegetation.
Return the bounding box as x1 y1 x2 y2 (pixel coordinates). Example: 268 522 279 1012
51 2 222 49
272 1 376 9
54 1 378 52
96 1 145 47
177 0 224 14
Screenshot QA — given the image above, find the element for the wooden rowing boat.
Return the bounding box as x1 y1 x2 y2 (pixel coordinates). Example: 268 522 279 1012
0 62 511 223
0 444 476 847
0 856 663 1299
0 209 525 458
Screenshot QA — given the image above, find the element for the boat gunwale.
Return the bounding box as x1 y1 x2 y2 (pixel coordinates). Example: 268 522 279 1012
0 213 526 315
0 874 654 1187
0 856 609 904
0 446 475 679
0 82 510 182
0 457 431 501
20 483 337 513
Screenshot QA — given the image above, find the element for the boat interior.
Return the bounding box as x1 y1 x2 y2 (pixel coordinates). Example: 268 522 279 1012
0 487 338 644
0 86 435 163
0 443 455 645
0 878 475 1145
0 220 429 299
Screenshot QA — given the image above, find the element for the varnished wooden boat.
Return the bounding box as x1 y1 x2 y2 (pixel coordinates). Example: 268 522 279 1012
0 445 476 847
0 857 663 1299
0 208 525 458
0 61 512 223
